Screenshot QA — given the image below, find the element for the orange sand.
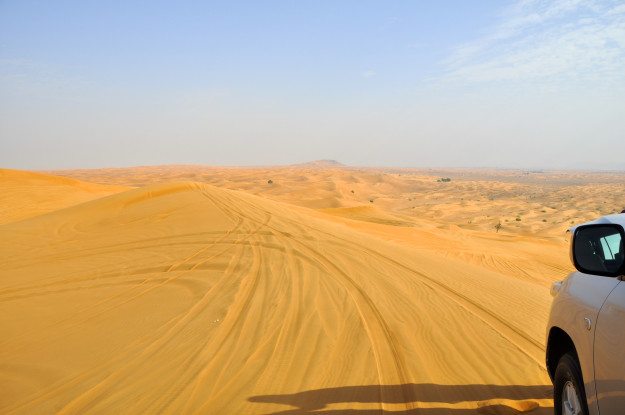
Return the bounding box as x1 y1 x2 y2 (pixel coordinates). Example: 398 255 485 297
2 165 624 414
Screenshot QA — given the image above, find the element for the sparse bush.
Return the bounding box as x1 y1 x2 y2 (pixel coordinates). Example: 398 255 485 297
267 179 273 184
350 189 355 194
437 177 451 183
369 199 374 203
515 217 521 222
495 222 502 233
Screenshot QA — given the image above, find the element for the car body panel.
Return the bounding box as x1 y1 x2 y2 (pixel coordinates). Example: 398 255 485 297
547 213 625 414
567 213 625 234
548 272 620 415
594 281 625 414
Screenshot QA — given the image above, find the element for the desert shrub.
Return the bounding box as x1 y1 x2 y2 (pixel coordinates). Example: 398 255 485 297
437 177 452 182
267 179 273 184
515 216 521 221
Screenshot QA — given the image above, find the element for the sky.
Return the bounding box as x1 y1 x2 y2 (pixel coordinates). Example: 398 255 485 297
1 0 625 170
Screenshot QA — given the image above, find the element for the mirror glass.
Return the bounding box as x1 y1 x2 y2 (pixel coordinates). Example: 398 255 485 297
574 225 624 275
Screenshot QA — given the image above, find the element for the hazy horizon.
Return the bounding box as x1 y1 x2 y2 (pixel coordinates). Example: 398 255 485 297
2 1 625 170
27 159 625 173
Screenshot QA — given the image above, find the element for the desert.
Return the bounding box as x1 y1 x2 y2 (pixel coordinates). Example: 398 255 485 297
3 1 625 413
1 164 623 414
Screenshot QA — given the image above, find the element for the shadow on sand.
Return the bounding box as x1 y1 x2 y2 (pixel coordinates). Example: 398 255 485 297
248 383 553 414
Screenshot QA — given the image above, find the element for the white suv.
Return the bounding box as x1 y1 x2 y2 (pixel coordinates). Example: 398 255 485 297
546 213 625 415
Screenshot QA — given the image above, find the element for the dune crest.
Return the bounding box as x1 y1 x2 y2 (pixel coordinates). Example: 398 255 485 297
0 168 129 225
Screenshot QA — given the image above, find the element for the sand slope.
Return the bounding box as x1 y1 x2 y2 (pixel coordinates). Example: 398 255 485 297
0 169 129 225
0 179 558 414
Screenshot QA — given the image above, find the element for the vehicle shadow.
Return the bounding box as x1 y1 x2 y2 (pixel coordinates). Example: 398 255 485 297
248 383 553 414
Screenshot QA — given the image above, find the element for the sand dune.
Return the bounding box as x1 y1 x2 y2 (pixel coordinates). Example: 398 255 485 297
0 169 129 225
51 164 625 236
0 170 569 414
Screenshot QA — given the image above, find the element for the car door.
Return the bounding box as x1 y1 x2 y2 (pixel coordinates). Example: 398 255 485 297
594 280 625 414
568 223 625 414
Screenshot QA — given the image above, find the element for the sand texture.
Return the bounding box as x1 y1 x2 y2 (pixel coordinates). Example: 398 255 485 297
2 165 624 414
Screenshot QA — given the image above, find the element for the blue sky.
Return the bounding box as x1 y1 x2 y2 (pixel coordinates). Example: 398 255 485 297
1 0 624 169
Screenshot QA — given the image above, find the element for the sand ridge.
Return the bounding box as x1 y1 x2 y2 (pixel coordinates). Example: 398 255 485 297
0 168 129 225
3 165 621 413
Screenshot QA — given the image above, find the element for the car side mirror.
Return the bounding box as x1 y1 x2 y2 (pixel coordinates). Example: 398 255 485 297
572 224 625 277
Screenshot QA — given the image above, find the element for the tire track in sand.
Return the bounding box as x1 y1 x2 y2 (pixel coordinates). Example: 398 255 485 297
209 194 415 412
3 205 264 414
301 221 547 366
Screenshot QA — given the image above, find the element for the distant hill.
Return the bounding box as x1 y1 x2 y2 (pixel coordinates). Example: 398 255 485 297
293 159 346 168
